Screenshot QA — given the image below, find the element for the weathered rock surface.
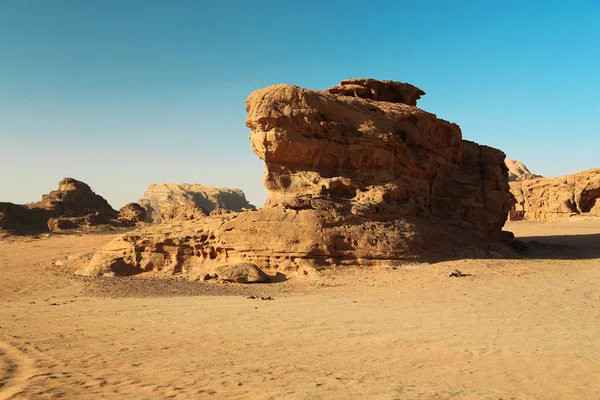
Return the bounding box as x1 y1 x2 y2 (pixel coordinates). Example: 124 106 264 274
214 263 269 283
119 203 146 222
0 178 123 234
510 168 600 221
160 204 208 222
505 159 542 182
80 79 513 278
324 78 425 106
139 184 255 223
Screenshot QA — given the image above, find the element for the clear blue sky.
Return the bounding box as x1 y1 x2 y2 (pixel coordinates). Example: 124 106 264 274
1 0 599 208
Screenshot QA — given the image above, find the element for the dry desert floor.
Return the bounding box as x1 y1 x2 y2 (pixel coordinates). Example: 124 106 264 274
1 218 600 399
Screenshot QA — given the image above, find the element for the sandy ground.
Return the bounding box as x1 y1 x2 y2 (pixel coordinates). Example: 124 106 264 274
1 218 599 399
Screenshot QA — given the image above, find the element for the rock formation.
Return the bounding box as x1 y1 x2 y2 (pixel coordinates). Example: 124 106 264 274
79 79 513 278
324 78 425 106
138 184 254 223
505 159 542 182
510 168 600 221
160 204 208 222
119 203 146 222
0 178 124 234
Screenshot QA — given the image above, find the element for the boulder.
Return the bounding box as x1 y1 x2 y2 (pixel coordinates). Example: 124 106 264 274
214 263 269 283
119 203 146 222
80 79 513 278
138 184 255 223
510 168 600 221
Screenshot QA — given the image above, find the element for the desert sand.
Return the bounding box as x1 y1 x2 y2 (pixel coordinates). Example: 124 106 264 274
1 218 599 399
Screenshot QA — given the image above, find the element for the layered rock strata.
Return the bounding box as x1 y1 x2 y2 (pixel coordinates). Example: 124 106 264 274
80 79 512 278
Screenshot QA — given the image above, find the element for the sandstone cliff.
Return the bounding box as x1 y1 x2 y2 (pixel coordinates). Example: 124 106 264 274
510 168 600 221
138 184 254 222
79 79 512 278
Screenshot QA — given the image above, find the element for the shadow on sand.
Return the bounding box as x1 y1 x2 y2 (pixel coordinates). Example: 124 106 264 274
513 233 600 260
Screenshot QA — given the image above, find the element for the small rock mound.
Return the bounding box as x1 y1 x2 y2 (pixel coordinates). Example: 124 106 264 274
119 203 146 222
214 263 269 283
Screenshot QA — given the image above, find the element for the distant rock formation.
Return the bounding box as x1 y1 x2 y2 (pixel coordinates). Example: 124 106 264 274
510 168 600 221
505 159 542 182
160 204 208 223
119 203 146 222
0 178 122 234
80 79 513 278
138 184 255 223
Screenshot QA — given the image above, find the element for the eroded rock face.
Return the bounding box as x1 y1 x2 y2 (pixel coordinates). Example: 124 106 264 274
510 168 600 221
80 79 512 278
160 204 207 222
505 160 542 182
139 184 254 223
0 178 120 234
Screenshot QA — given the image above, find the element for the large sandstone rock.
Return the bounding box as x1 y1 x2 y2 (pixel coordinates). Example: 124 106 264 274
80 79 512 278
505 159 542 182
0 178 120 234
139 184 254 223
510 168 600 221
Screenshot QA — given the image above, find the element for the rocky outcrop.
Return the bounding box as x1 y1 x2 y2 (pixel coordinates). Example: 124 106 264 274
324 78 425 106
79 79 512 278
160 204 208 222
510 169 600 221
0 178 123 234
119 203 146 222
138 184 254 223
0 202 50 233
505 160 542 182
